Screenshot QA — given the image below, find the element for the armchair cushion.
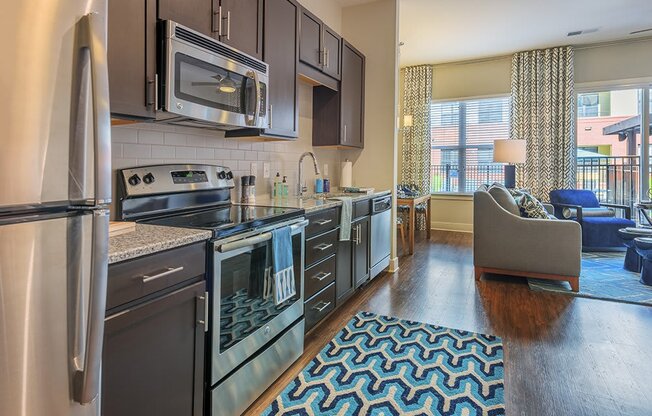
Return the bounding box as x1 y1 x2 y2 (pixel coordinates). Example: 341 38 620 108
488 184 520 216
550 189 601 207
582 216 636 249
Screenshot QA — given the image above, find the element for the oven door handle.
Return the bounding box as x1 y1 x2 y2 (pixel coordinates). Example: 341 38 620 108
216 220 308 253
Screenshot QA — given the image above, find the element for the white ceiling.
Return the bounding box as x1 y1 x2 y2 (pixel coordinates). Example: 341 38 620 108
399 0 652 66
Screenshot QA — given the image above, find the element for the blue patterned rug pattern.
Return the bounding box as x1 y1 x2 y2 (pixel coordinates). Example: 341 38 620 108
263 312 505 416
528 252 652 306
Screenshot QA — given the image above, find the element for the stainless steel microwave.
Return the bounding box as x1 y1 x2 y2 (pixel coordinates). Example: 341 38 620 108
157 21 269 130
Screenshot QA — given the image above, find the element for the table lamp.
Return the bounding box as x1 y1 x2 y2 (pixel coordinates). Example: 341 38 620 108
493 139 526 189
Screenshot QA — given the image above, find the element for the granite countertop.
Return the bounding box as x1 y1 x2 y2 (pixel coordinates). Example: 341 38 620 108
243 189 392 213
109 223 212 264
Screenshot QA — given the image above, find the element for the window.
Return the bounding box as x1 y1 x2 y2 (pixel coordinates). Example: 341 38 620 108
578 93 599 117
431 96 510 193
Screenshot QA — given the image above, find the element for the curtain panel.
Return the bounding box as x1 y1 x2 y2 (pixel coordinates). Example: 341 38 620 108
401 65 433 230
510 46 576 200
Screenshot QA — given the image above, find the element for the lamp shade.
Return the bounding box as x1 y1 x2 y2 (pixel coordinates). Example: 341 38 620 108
493 139 526 164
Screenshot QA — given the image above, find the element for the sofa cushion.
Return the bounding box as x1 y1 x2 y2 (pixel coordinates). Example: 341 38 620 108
549 189 600 208
509 189 550 219
487 184 520 216
581 216 636 248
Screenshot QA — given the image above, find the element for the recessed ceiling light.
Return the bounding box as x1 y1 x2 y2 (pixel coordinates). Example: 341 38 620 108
630 28 652 35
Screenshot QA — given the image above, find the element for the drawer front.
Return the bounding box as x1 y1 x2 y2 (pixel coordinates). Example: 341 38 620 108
107 243 206 310
305 207 339 238
353 199 370 219
304 282 335 332
304 254 336 300
305 228 338 267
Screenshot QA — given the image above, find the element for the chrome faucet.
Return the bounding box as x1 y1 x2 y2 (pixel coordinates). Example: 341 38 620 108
298 151 320 196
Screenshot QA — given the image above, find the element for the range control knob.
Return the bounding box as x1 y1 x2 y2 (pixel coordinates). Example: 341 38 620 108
226 171 234 180
143 173 155 184
128 174 141 186
217 170 227 180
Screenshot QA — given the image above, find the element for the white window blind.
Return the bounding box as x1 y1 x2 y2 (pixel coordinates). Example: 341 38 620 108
431 97 510 193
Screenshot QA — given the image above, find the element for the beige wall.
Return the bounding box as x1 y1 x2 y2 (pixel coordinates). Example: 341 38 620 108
399 36 652 233
297 0 342 32
341 0 400 262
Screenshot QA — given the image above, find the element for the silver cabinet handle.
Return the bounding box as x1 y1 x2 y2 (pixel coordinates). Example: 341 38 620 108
197 292 209 332
73 209 109 404
142 266 184 283
315 219 332 226
314 243 333 251
213 6 222 35
225 10 231 40
312 301 332 313
311 271 332 281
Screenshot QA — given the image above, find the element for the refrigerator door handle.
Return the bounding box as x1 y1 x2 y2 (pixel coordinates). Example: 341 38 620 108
71 12 112 206
73 209 109 404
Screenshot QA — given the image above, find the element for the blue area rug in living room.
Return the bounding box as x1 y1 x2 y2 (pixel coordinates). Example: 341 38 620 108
528 252 652 306
263 312 505 416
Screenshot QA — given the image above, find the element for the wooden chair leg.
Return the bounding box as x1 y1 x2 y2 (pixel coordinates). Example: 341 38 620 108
474 267 483 281
569 277 579 292
397 222 406 253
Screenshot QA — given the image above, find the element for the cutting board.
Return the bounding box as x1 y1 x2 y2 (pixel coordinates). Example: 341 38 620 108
109 221 136 237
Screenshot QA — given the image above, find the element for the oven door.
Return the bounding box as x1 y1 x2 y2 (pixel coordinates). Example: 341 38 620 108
210 222 305 385
164 37 268 129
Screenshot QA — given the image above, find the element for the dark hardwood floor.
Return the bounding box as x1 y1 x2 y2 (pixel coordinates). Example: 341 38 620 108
245 231 652 415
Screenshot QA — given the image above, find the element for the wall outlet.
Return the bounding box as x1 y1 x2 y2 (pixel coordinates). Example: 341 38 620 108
263 162 270 178
250 162 257 176
323 163 329 176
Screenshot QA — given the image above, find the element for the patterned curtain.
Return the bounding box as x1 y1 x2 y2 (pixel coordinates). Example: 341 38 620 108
401 65 432 230
510 46 576 200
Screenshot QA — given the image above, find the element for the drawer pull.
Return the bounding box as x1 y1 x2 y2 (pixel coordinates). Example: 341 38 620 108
141 266 184 283
312 301 332 313
315 219 332 226
311 271 332 281
314 243 333 251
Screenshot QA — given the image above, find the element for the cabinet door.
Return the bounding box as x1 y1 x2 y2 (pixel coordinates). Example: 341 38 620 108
340 41 365 148
263 0 299 138
322 26 341 80
299 8 322 70
108 0 157 118
102 282 206 416
159 0 213 37
336 238 353 304
353 217 370 288
219 0 263 59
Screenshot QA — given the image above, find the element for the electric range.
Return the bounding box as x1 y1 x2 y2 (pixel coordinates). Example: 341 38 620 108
117 164 307 416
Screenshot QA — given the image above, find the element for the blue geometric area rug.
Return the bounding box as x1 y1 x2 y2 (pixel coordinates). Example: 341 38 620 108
263 312 505 415
528 252 652 306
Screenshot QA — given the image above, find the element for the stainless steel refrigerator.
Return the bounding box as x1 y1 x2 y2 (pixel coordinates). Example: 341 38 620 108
0 1 111 415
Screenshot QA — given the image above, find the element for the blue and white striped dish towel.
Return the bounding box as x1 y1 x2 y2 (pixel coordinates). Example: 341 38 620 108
269 226 296 305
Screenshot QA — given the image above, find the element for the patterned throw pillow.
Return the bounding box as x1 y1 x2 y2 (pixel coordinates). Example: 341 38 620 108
508 189 549 219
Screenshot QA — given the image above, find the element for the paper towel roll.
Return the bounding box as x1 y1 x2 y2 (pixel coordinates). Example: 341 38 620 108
341 160 352 188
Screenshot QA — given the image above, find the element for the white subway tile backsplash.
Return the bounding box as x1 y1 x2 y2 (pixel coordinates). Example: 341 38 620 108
123 143 151 158
223 139 239 150
206 137 225 148
175 146 196 159
164 132 187 146
112 143 123 158
245 152 258 161
237 141 252 150
229 150 245 160
138 130 164 144
198 148 215 159
151 145 175 159
112 128 138 144
186 135 207 147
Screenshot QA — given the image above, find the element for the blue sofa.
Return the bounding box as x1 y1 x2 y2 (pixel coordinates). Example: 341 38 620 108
549 189 635 250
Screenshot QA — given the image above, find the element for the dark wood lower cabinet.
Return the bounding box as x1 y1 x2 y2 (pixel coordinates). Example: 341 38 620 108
336 237 353 304
353 216 370 288
102 281 206 416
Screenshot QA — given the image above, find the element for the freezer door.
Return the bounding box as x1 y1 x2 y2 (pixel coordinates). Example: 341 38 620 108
0 209 109 416
0 0 111 210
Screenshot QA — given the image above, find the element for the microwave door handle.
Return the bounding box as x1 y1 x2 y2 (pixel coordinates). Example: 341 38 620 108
252 71 261 128
73 209 109 404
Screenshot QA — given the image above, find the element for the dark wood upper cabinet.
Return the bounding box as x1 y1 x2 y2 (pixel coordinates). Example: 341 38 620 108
298 7 341 82
213 0 263 59
322 26 341 80
313 40 365 148
299 8 322 70
159 0 213 37
108 0 157 119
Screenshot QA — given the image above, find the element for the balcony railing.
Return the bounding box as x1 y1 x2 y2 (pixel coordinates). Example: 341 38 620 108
432 156 642 209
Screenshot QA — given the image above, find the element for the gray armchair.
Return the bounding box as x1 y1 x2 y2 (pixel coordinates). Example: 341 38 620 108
473 188 582 291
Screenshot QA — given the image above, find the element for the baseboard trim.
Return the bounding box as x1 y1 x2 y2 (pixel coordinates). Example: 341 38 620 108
388 257 400 273
430 221 473 233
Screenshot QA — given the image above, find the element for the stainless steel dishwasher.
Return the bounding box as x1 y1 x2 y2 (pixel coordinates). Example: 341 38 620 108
370 195 392 279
